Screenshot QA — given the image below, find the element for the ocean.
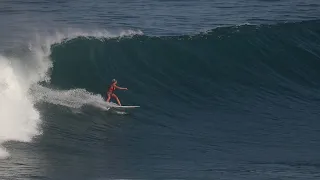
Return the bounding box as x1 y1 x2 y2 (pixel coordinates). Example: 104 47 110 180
1 0 320 179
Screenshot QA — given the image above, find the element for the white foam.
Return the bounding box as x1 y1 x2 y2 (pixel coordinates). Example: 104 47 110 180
31 85 114 110
0 55 42 159
0 146 9 158
0 28 142 157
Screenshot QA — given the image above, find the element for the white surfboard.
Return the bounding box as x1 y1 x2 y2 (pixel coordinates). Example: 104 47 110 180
104 102 139 110
112 105 139 109
108 105 140 110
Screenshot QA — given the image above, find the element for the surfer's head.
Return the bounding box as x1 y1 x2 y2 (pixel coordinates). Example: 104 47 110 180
112 79 117 84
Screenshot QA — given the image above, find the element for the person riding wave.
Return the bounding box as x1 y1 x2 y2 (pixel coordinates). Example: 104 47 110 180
106 79 128 106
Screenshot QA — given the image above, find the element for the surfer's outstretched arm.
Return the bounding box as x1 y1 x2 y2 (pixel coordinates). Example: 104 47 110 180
115 85 128 90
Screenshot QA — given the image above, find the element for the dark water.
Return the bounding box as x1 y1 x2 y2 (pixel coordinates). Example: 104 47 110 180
1 0 320 180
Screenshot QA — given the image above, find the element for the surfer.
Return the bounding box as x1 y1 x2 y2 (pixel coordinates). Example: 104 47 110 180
106 79 128 106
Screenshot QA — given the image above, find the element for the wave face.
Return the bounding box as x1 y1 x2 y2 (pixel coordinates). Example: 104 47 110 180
48 21 320 108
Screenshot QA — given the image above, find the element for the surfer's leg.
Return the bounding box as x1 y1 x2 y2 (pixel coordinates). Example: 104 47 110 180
112 94 121 106
106 93 111 102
